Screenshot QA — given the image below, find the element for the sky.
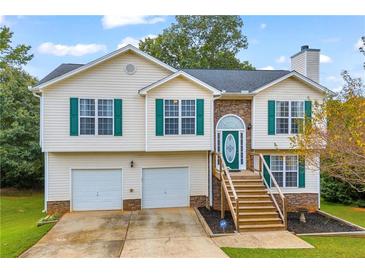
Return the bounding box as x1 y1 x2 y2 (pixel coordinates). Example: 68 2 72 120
1 15 364 92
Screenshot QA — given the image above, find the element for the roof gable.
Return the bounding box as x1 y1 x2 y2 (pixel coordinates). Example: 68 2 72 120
31 44 177 91
139 71 221 95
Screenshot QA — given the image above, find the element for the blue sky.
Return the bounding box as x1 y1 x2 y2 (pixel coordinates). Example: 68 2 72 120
1 15 364 91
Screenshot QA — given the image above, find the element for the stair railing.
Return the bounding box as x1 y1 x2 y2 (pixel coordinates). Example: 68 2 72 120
252 153 287 229
212 151 239 232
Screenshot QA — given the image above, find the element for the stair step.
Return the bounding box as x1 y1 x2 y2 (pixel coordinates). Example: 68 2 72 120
239 224 285 232
231 178 263 183
231 195 271 201
239 218 283 226
239 212 279 218
228 189 268 194
233 184 265 188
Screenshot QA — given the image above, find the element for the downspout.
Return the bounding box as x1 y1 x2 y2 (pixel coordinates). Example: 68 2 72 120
209 93 223 207
29 86 47 212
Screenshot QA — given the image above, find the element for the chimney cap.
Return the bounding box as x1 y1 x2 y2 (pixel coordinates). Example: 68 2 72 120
291 45 320 58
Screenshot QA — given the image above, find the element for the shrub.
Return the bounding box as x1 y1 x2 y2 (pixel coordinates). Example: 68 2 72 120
321 175 365 205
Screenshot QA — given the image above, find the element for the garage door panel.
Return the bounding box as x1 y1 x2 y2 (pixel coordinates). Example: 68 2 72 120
72 169 122 211
142 167 188 209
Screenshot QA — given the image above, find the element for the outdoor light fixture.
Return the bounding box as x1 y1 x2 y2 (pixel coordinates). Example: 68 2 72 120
130 160 134 168
247 123 252 130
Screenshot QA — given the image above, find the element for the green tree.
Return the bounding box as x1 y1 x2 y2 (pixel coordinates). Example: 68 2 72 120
0 26 42 189
139 16 254 70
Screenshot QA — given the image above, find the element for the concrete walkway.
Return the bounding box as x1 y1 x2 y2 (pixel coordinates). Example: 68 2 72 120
121 208 227 258
213 231 313 249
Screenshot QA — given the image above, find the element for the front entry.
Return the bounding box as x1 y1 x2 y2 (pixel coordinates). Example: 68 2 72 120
222 131 239 170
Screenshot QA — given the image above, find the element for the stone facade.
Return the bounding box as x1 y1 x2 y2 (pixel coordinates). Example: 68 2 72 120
47 201 70 215
274 193 318 212
123 199 141 211
190 195 208 208
214 99 253 169
212 176 229 211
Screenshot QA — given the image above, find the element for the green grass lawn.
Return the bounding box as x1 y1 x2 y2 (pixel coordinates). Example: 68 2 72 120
0 192 55 258
223 236 365 258
320 199 365 228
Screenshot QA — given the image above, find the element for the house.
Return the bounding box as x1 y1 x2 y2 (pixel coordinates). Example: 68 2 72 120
30 44 328 231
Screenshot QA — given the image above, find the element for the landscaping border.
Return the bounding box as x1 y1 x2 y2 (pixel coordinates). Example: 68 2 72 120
296 210 365 236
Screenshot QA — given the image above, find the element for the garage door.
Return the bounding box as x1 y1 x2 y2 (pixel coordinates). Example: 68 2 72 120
72 169 122 211
142 167 189 208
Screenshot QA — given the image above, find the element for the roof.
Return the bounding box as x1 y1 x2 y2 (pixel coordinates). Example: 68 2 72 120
183 69 291 92
37 64 84 85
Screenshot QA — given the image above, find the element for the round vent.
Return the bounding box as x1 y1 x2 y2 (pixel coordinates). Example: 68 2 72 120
125 63 136 75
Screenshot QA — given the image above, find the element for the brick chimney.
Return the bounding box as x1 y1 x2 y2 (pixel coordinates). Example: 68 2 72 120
291 45 320 83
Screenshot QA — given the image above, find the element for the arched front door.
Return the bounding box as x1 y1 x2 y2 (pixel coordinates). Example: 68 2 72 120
216 115 246 170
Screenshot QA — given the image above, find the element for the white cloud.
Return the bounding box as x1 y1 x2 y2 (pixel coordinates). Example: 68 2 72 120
320 54 332 64
354 38 364 50
0 15 6 25
38 42 106 56
260 23 267 29
102 16 165 29
326 75 342 83
259 65 274 70
275 56 286 63
117 34 157 49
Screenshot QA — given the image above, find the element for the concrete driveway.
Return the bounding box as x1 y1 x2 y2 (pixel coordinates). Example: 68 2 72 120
21 208 226 258
121 208 227 258
20 211 130 258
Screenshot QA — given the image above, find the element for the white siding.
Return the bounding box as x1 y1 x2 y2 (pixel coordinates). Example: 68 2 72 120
42 51 171 152
47 151 208 202
146 76 213 151
252 77 324 150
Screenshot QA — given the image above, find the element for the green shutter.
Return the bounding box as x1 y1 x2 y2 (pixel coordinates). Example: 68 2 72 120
70 97 78 136
196 99 204 135
268 100 276 135
305 101 312 128
155 99 164 136
299 156 305 188
114 99 122 136
263 155 271 187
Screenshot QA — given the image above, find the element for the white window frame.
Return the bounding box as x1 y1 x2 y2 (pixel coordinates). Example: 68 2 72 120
164 99 196 136
270 155 299 188
79 98 114 136
275 100 304 135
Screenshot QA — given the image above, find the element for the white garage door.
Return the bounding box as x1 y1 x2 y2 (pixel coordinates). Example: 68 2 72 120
72 169 122 211
142 167 189 208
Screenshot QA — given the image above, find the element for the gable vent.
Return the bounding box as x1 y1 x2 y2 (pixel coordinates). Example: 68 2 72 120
125 63 136 75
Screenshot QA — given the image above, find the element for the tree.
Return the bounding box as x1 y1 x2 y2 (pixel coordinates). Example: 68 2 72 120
0 26 42 189
291 71 365 192
139 16 254 70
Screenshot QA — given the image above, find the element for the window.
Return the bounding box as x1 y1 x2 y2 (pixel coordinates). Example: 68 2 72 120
270 155 298 187
98 99 113 135
164 99 196 135
276 101 304 134
181 100 195 134
80 99 113 135
80 99 95 135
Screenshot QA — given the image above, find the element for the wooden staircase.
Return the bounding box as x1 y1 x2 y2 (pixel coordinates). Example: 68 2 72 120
227 172 285 232
212 152 287 233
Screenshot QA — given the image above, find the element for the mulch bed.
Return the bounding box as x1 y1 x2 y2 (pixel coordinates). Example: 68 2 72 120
198 207 235 234
287 212 364 234
198 207 363 235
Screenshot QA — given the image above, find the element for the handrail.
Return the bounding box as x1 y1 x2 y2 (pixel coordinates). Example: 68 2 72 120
211 151 239 231
251 153 287 228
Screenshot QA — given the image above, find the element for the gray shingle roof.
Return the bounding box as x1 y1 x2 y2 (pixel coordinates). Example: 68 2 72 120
37 63 84 85
183 69 291 92
37 63 291 93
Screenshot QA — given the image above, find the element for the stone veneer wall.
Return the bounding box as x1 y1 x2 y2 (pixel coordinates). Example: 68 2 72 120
190 195 208 208
123 199 141 211
47 201 70 214
274 193 319 212
214 99 253 169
